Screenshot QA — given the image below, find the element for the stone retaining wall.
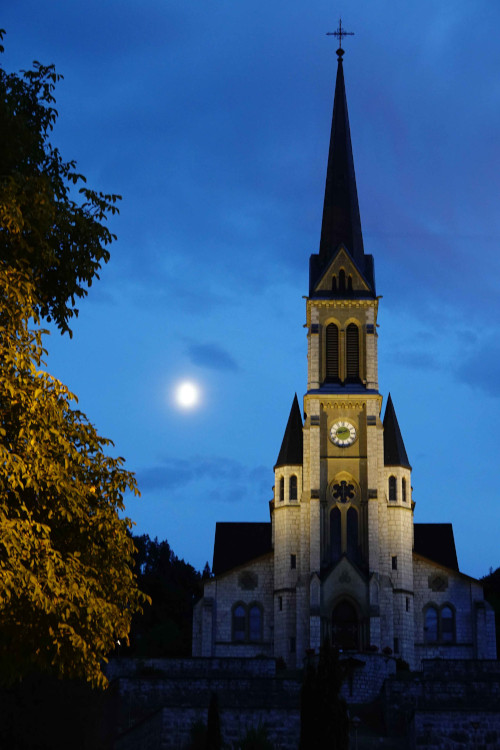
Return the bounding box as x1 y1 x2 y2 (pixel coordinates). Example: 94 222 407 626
114 705 301 750
415 711 500 750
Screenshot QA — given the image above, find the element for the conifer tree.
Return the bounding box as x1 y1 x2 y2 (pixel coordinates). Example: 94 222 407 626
299 642 349 750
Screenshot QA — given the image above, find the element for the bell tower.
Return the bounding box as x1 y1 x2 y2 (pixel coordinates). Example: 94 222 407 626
298 36 414 659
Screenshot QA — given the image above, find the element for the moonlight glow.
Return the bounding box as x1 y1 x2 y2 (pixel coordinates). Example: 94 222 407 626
175 381 201 409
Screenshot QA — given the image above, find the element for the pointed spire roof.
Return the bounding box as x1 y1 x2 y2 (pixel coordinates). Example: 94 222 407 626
319 49 364 268
383 394 411 469
309 48 375 296
275 394 303 468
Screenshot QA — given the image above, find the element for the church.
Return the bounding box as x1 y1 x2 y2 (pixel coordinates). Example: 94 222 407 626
192 42 496 672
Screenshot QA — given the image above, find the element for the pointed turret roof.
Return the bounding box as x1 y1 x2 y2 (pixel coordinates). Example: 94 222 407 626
319 48 364 269
383 393 411 469
309 48 375 296
274 394 303 468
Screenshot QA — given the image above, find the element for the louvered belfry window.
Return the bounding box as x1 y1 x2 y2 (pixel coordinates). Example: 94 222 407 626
325 324 339 380
346 323 359 380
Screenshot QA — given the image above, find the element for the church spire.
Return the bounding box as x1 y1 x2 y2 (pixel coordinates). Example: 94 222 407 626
319 45 364 269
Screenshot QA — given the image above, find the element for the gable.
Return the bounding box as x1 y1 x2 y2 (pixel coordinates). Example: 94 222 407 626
212 522 272 576
321 556 368 614
313 245 372 295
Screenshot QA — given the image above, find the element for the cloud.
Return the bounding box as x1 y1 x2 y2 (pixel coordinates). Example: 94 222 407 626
137 456 270 503
383 346 443 372
187 342 239 372
455 335 500 397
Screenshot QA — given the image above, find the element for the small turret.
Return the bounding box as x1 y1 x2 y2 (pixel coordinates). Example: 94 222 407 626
274 394 303 469
273 395 303 667
383 393 411 469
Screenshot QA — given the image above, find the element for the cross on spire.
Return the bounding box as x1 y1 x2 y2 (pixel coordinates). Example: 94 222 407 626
327 18 354 58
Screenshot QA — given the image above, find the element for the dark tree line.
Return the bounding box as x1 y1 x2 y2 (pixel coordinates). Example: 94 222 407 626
126 534 208 658
481 566 500 655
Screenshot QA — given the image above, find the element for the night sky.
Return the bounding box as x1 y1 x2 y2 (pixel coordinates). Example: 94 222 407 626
3 1 500 578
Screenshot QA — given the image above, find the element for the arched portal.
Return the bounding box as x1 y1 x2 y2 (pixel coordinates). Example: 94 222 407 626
332 600 359 651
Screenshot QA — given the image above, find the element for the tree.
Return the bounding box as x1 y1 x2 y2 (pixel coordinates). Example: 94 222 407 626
128 535 202 657
205 692 222 750
0 264 148 687
299 642 349 750
0 30 120 335
481 566 500 655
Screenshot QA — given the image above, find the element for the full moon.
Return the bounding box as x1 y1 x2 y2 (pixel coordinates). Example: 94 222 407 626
175 381 200 409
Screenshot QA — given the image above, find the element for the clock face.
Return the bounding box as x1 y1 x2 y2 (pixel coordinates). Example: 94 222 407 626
330 420 357 447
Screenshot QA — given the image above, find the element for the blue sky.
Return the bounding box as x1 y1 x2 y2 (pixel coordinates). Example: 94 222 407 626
3 0 500 578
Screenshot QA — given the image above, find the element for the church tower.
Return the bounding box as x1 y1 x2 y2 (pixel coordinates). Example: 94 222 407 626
193 32 496 674
279 40 415 664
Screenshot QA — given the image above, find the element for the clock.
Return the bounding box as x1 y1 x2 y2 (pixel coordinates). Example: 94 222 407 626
330 420 357 447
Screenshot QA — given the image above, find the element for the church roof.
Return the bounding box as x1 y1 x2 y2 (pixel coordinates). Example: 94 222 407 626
383 393 411 469
274 394 303 469
309 49 375 296
212 522 272 576
413 523 459 571
212 522 459 576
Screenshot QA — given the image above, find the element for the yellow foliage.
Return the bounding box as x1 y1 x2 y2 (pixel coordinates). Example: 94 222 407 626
0 265 149 688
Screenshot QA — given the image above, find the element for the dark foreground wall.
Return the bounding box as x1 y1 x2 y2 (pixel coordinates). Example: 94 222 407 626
385 660 500 750
106 657 500 750
107 658 301 750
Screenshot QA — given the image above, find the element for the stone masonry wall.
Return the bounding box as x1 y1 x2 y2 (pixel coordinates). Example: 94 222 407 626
412 556 496 666
204 555 275 658
384 659 500 745
414 710 500 750
339 652 396 704
107 658 301 750
114 705 301 750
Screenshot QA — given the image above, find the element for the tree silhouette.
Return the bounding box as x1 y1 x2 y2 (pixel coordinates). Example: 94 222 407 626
299 641 349 750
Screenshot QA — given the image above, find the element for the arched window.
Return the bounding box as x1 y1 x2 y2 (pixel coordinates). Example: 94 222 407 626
388 476 397 502
339 269 346 292
346 507 358 562
424 606 438 643
402 477 407 503
345 323 359 380
232 604 246 642
279 477 284 502
325 324 339 380
289 475 297 501
330 507 341 563
347 275 353 291
248 605 262 642
441 606 455 643
332 275 337 291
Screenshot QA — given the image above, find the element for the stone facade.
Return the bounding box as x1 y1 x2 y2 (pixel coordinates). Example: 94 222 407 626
194 555 274 658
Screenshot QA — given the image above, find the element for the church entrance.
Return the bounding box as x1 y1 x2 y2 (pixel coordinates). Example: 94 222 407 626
331 601 359 651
